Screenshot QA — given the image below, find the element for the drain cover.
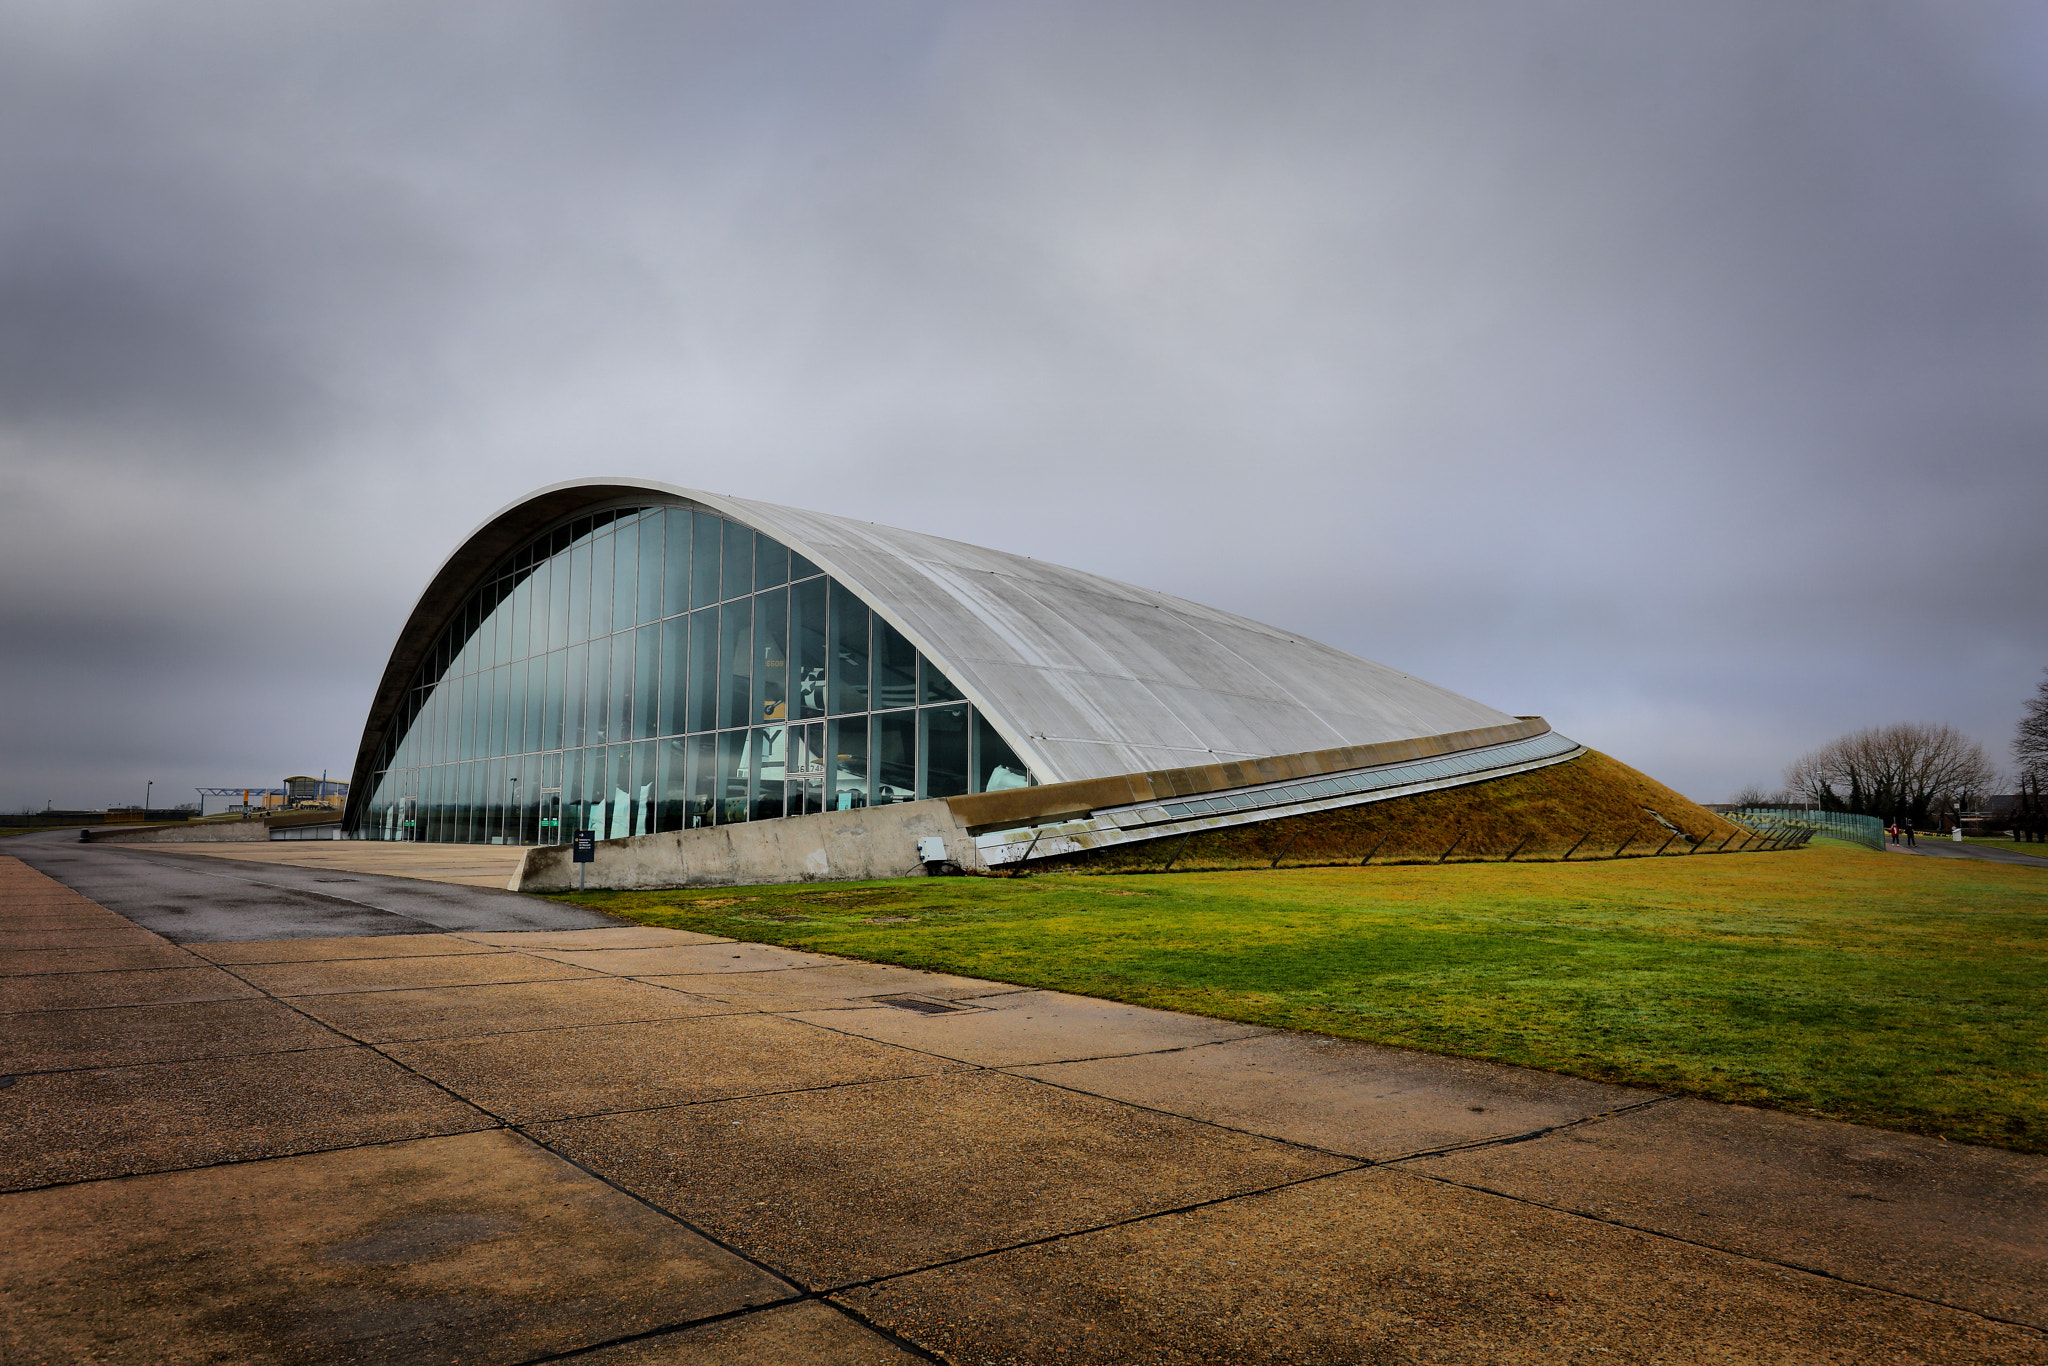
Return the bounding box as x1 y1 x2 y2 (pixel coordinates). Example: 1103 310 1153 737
874 994 973 1015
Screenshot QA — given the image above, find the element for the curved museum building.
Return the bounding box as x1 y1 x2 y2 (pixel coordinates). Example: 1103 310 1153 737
344 480 1582 876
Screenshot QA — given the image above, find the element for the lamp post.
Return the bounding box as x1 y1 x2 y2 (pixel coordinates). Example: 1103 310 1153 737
145 780 152 817
509 776 521 844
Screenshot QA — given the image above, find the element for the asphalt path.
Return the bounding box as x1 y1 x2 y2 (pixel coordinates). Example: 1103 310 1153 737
1886 838 2048 868
4 830 623 941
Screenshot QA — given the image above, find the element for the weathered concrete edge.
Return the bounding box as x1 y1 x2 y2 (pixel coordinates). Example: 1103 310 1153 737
943 717 1550 831
511 799 984 892
81 810 341 845
509 721 1553 893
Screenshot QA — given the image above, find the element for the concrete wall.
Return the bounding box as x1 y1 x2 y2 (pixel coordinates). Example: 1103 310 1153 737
511 799 985 893
85 819 271 844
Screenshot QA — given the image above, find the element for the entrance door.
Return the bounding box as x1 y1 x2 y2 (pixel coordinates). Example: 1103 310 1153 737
538 791 562 844
401 797 417 842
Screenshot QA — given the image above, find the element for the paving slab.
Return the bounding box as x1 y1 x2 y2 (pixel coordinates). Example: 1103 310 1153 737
187 932 516 964
3 997 352 1073
643 961 1026 1012
841 1166 2048 1366
522 942 845 975
229 951 604 997
288 976 737 1043
1402 1096 2048 1327
386 1013 959 1123
6 834 622 940
1008 1029 1660 1159
536 1070 1353 1288
0 942 206 975
0 925 171 950
0 964 262 1012
0 1128 793 1365
451 925 733 949
573 1300 925 1364
0 1049 492 1190
789 987 1271 1068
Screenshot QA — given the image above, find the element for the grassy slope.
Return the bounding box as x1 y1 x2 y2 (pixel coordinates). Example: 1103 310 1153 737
552 839 2048 1153
1036 750 1750 873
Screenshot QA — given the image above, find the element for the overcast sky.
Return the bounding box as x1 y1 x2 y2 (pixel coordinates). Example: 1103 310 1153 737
4 0 2044 812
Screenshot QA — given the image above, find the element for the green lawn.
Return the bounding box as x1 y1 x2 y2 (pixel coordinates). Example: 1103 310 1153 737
547 839 2048 1152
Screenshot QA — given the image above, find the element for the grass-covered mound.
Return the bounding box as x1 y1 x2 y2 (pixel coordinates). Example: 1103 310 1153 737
1034 749 1750 873
552 841 2048 1152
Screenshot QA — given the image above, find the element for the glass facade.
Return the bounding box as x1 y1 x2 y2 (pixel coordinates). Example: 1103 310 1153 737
357 504 1036 843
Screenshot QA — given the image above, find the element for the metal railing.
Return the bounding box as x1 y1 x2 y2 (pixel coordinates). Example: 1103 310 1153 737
1730 808 1884 852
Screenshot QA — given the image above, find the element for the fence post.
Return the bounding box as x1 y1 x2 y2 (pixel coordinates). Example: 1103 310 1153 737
1561 832 1590 861
1359 836 1387 867
1160 831 1193 873
1614 834 1633 858
1653 833 1677 856
1502 836 1531 863
1438 832 1466 863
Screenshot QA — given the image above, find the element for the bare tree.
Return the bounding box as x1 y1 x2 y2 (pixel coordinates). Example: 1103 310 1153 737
1783 722 1996 826
2017 669 2048 784
1730 784 1791 808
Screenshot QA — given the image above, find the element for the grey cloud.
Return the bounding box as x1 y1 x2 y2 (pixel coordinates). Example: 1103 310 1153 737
1 0 2044 809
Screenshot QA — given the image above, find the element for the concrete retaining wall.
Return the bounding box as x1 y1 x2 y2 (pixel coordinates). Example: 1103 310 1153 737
84 819 271 844
511 799 985 892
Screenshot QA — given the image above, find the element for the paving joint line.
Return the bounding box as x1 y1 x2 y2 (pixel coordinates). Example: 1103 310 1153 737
1383 1164 2048 1336
2 1039 372 1081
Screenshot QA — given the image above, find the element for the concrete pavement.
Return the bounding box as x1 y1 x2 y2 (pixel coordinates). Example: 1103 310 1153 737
1887 838 2048 868
3 850 2043 1364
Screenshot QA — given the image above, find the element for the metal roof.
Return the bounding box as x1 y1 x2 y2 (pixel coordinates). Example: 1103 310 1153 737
344 479 1522 817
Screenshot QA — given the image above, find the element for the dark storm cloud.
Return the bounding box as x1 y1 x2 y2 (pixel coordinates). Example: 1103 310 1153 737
2 0 2044 809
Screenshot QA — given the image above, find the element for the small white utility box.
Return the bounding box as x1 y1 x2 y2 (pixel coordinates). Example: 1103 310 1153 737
916 836 949 864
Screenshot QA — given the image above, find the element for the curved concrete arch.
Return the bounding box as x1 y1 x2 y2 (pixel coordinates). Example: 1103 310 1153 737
344 478 1519 828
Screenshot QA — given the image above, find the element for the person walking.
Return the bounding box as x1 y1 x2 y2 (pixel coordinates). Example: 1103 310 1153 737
1903 820 1917 847
1888 822 1901 845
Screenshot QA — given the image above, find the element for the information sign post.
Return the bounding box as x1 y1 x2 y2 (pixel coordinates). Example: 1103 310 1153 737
572 829 595 891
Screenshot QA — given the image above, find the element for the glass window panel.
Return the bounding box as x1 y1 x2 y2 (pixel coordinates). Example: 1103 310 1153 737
563 643 587 749
486 756 506 842
687 607 718 734
873 711 916 805
751 725 786 821
522 655 542 755
685 733 716 828
828 580 869 715
587 636 612 747
972 715 1034 793
562 747 582 813
791 721 825 816
662 508 691 617
542 650 564 752
716 730 750 824
657 737 683 832
754 534 789 590
611 518 638 635
607 632 633 747
920 705 970 799
580 747 605 840
507 572 532 663
633 623 657 741
720 521 754 602
590 532 615 638
873 617 918 711
717 600 752 731
658 616 686 737
462 673 481 761
631 739 655 836
495 582 515 667
791 577 827 720
490 665 511 757
790 549 821 580
690 511 722 608
752 587 788 726
568 541 592 645
920 653 964 704
637 513 663 624
546 552 569 652
598 744 625 841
